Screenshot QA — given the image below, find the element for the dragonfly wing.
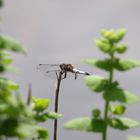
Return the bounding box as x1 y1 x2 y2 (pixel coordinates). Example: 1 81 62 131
37 64 61 71
44 70 62 79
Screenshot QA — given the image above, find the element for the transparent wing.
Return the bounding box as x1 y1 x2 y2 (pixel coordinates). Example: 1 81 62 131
37 64 62 79
44 69 62 79
37 64 61 71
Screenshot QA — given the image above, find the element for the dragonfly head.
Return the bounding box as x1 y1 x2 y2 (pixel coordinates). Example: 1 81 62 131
60 64 65 70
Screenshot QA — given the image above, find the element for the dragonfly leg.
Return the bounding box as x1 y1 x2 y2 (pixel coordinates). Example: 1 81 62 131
62 71 67 79
75 72 78 79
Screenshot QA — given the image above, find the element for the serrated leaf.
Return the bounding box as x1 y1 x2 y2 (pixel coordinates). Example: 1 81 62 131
109 117 140 130
115 59 140 71
47 112 62 119
0 35 27 54
85 59 113 71
128 136 140 140
103 87 139 104
64 117 93 132
85 75 108 92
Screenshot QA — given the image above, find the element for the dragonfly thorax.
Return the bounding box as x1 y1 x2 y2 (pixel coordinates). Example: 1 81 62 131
59 64 74 72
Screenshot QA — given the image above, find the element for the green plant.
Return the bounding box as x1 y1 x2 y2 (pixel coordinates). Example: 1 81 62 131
0 35 38 139
64 28 140 140
0 34 62 139
0 2 62 139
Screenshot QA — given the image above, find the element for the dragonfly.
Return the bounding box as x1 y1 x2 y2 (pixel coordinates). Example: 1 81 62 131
37 63 90 79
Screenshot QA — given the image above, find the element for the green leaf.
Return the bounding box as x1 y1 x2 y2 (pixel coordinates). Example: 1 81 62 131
0 35 27 54
34 113 48 122
0 79 19 92
103 87 139 104
7 80 19 90
109 117 140 130
65 117 106 133
32 98 50 112
0 65 18 73
115 59 140 71
64 117 93 132
101 28 126 43
47 112 62 119
115 28 127 42
0 51 13 64
2 57 13 64
92 109 101 118
91 118 106 132
85 59 113 71
85 75 108 92
95 39 111 53
128 136 140 140
86 58 140 72
109 104 126 115
101 29 115 40
15 124 39 138
37 127 49 140
115 44 128 54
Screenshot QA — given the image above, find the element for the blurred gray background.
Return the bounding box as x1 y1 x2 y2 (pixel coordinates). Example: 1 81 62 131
1 0 140 140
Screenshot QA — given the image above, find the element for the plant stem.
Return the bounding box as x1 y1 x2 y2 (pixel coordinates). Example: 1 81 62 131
102 53 114 140
53 72 63 140
102 100 109 140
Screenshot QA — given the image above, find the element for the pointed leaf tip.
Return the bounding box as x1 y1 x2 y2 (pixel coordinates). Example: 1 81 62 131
103 88 139 104
64 117 92 132
85 75 108 93
109 117 140 130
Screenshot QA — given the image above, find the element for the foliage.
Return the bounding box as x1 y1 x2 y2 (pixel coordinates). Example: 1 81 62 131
0 2 63 139
128 136 140 140
0 34 46 139
32 97 62 122
65 29 140 140
0 17 60 140
0 0 3 8
0 34 63 139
